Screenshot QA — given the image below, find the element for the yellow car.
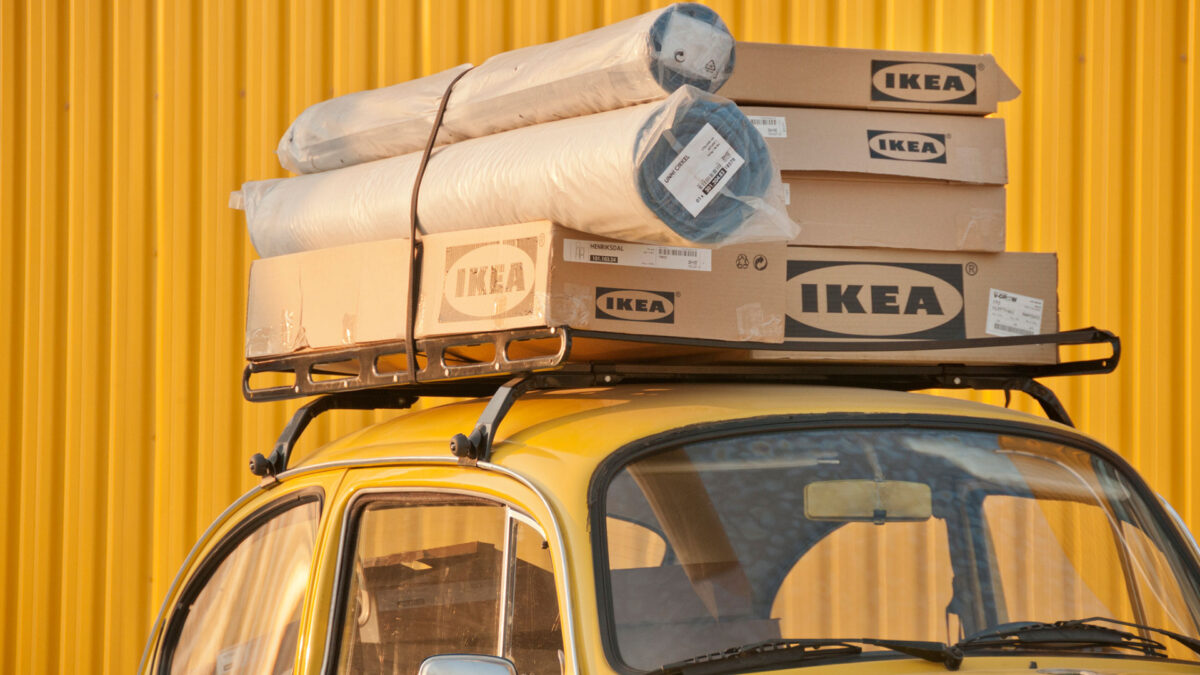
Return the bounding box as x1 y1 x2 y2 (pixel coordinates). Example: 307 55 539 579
139 334 1200 675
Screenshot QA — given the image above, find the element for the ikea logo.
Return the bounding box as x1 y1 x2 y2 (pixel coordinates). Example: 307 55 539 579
785 261 966 339
441 238 538 320
595 288 675 323
867 131 947 164
871 61 978 105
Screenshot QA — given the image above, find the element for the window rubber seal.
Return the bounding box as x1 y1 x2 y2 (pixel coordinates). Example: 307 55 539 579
156 487 324 675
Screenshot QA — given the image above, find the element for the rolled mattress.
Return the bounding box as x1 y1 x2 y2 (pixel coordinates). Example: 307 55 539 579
277 3 736 173
236 87 794 257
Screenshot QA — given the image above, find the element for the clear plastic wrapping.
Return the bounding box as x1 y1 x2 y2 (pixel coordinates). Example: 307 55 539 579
276 3 735 174
237 87 795 257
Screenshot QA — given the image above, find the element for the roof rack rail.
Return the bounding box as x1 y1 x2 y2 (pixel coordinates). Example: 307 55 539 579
243 326 1118 403
245 327 1119 475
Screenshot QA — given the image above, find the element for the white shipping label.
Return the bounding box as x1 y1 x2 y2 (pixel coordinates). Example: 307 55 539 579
986 288 1044 337
563 239 712 271
748 115 788 138
658 123 746 217
659 12 734 82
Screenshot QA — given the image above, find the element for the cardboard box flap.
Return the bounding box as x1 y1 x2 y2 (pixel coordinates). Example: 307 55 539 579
992 57 1022 103
721 42 1020 114
743 106 1007 184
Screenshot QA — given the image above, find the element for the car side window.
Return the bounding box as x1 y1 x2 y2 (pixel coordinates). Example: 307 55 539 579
508 517 563 675
334 495 563 675
163 495 321 675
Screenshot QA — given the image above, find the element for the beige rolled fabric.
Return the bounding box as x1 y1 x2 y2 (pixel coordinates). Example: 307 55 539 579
275 3 736 174
236 87 793 257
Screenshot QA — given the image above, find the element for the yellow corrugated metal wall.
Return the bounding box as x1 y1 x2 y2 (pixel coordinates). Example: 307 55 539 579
1 1 1197 672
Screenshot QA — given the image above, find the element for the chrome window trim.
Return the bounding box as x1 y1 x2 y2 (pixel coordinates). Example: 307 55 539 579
483 460 579 675
1161 494 1200 559
316 459 578 675
499 507 516 656
509 508 544 536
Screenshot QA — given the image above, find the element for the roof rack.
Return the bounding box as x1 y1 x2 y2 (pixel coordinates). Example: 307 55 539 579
244 327 1119 478
243 326 1118 402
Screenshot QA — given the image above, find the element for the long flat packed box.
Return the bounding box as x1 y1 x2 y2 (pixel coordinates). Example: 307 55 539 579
721 42 1020 115
245 222 786 360
419 221 785 345
768 247 1058 364
743 105 1007 251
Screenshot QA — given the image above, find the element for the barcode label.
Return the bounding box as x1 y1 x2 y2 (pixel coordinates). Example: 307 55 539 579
986 288 1044 337
657 123 745 217
652 247 697 257
991 322 1029 334
563 239 712 271
748 115 788 138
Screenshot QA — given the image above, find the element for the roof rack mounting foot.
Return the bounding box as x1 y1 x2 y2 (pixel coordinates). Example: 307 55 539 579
1015 378 1073 427
451 375 537 466
249 389 418 483
950 376 1075 427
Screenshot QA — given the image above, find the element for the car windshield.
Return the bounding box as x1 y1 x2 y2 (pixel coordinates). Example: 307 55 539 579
598 423 1200 670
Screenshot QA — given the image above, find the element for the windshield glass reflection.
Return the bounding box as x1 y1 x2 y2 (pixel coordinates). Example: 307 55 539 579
602 427 1200 670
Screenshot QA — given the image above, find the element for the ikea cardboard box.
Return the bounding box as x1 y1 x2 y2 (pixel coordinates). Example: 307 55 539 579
743 105 1007 251
245 238 412 359
773 247 1058 364
245 222 787 360
721 42 1020 115
419 221 786 344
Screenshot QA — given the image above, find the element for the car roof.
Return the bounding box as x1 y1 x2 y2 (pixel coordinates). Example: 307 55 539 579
295 383 1071 476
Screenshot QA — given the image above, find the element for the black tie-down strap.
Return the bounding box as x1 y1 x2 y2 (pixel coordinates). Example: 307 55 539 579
402 66 474 383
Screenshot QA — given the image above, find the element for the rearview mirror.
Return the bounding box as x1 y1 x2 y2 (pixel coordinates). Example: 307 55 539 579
804 480 932 522
418 655 518 675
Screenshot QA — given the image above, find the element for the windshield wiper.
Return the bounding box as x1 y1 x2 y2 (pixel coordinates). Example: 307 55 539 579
954 617 1200 660
657 637 965 675
657 639 862 675
656 618 1200 675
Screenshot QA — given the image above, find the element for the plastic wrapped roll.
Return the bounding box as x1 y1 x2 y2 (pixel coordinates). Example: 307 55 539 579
277 3 735 174
236 87 794 257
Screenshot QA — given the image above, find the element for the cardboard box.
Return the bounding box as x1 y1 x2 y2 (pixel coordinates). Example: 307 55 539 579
743 106 1007 251
782 174 1005 251
772 247 1058 364
746 106 1007 183
721 42 1020 115
245 238 412 359
245 222 786 360
419 221 785 344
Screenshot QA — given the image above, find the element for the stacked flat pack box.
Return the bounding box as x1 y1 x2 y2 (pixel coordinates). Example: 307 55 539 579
240 29 1059 368
742 106 1007 252
720 43 1059 364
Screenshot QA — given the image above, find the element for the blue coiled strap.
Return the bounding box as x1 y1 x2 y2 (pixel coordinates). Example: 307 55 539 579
647 3 737 92
634 93 774 244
